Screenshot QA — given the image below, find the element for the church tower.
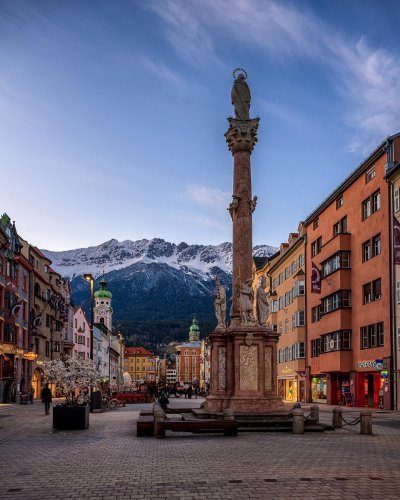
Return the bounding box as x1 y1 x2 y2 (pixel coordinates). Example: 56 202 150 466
94 278 113 330
188 316 200 342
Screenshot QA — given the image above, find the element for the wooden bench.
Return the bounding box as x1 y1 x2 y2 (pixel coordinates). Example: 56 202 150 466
155 419 238 438
137 415 154 437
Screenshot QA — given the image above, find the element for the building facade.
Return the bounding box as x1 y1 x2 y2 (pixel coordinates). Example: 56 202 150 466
305 135 400 409
123 347 158 383
268 226 306 402
73 306 91 360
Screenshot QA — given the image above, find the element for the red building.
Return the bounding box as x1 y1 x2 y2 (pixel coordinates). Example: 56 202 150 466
305 134 400 409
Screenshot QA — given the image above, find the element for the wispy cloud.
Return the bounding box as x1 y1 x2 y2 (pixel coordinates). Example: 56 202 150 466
186 184 230 211
147 0 400 152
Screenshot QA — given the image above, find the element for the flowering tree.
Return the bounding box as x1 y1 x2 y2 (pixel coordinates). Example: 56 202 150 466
43 356 100 406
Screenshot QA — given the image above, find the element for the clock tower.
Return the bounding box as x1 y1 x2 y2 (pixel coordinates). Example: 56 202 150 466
94 278 113 330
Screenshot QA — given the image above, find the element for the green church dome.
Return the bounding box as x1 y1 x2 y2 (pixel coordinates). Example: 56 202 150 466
94 278 112 299
190 317 199 332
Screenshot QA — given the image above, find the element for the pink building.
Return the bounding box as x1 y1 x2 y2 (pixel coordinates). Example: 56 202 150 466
73 306 91 360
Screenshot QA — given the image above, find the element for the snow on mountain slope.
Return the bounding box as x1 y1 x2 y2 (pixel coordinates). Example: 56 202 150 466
42 238 277 279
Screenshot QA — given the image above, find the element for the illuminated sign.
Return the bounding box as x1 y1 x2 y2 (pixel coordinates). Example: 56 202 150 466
281 366 293 375
356 360 384 370
23 352 38 360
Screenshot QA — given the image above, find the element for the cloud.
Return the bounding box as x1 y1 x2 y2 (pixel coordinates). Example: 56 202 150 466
146 0 400 152
186 184 230 211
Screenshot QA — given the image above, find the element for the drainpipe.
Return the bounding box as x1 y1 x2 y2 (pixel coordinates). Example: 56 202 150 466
385 140 396 411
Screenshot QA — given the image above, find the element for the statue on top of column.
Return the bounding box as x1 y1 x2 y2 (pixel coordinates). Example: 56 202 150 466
231 68 251 120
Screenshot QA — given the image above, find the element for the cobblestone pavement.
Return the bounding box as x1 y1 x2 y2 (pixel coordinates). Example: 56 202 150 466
1 399 400 499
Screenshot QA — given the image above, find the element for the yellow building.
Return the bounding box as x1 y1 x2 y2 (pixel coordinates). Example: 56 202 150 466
123 347 157 383
268 223 306 402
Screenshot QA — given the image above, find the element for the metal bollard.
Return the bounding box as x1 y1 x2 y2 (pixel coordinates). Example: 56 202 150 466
223 408 235 421
292 408 304 434
332 407 342 428
360 410 372 435
310 404 319 424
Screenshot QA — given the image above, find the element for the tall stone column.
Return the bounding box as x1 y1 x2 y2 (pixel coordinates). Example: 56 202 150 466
225 118 259 325
204 70 282 414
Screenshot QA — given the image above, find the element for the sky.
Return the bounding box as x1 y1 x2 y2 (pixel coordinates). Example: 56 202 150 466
1 0 400 251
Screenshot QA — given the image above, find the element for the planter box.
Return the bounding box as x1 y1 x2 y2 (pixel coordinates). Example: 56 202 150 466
53 405 89 430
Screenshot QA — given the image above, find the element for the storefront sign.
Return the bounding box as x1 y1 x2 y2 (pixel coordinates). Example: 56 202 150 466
357 360 382 370
375 359 384 370
281 366 293 375
23 352 38 360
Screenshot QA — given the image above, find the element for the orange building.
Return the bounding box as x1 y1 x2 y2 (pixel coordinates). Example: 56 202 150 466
268 225 306 402
305 134 400 409
175 317 201 385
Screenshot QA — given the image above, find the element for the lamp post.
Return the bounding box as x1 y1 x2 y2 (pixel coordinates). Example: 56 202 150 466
84 274 95 410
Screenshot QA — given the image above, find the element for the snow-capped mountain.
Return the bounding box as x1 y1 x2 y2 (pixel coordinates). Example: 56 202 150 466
43 238 276 281
42 238 277 346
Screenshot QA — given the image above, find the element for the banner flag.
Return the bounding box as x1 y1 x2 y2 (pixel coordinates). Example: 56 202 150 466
11 300 23 316
311 262 321 293
394 217 400 265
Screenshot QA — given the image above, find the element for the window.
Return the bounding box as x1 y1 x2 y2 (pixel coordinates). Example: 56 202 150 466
298 253 304 268
322 251 350 277
78 335 85 345
363 234 381 262
285 319 289 333
44 264 49 273
45 341 50 357
361 322 384 348
322 290 351 314
53 342 60 353
336 195 344 209
279 322 282 334
311 339 320 357
397 327 400 351
321 331 351 353
293 280 305 297
366 166 376 183
311 237 322 257
363 278 381 304
4 323 15 343
333 216 348 236
271 300 278 312
292 314 295 330
294 310 305 327
46 314 50 328
362 190 380 220
313 218 319 229
311 305 321 323
397 281 400 304
395 187 400 213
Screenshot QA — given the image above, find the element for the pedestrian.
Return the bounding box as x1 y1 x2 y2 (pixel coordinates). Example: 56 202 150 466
187 385 193 399
41 383 52 415
194 385 199 399
29 387 34 404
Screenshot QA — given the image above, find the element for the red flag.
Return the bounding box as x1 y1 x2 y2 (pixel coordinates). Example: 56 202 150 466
311 262 321 293
394 217 400 265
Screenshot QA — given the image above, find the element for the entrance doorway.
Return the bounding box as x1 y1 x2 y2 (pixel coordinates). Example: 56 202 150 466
32 368 43 399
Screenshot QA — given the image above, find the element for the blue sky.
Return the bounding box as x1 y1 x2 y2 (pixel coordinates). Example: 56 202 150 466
1 0 400 251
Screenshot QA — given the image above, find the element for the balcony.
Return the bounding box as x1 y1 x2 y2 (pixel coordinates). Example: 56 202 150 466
318 308 352 334
319 350 353 373
318 233 351 262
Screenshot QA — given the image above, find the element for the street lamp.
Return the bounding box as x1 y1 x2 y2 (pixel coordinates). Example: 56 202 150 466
84 274 94 361
84 274 95 410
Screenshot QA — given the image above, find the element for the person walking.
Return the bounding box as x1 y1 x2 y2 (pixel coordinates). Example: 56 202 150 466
29 387 35 404
41 383 52 415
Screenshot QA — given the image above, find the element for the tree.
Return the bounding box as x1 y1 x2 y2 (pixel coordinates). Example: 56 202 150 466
43 356 100 406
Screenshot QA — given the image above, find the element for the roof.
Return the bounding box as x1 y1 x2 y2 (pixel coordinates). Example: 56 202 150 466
32 246 51 262
124 347 155 356
253 256 269 270
94 278 112 299
176 341 201 349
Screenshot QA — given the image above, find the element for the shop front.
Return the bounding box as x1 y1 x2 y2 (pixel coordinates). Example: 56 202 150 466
328 373 352 405
311 374 327 403
278 366 305 402
354 359 390 409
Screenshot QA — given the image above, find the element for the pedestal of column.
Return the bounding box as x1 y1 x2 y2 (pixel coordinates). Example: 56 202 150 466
204 325 282 412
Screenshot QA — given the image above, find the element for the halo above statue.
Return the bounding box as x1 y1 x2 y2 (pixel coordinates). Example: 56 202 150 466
233 68 247 79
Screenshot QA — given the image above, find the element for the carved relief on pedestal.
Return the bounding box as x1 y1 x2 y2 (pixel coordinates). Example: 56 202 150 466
240 344 258 391
218 346 226 390
265 346 272 391
225 117 260 155
227 194 241 219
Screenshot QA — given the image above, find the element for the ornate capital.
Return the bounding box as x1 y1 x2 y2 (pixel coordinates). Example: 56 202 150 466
225 117 260 155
